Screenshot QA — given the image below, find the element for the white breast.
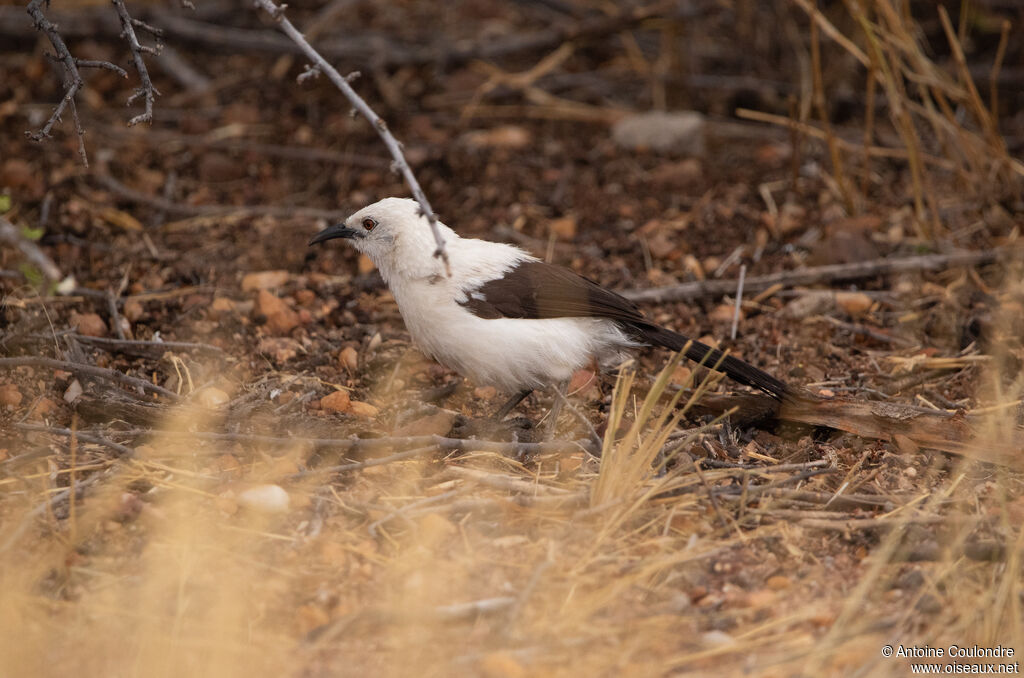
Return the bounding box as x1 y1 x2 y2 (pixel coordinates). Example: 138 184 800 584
389 272 636 392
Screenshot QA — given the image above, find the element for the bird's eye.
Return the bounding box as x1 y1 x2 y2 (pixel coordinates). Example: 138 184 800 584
361 218 377 231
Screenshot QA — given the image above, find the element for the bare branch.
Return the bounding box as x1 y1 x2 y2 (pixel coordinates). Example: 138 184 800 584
251 0 450 272
71 58 127 76
111 0 161 126
0 356 180 400
25 0 162 161
24 0 121 165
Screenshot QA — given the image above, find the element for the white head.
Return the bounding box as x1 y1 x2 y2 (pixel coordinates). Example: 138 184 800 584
309 197 453 282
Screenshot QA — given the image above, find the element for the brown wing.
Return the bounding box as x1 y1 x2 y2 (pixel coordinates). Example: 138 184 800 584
457 260 648 324
457 259 790 400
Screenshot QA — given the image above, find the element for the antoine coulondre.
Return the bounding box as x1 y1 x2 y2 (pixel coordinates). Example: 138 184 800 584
892 644 1016 658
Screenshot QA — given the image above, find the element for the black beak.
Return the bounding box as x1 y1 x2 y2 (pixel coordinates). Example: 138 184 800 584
308 224 362 246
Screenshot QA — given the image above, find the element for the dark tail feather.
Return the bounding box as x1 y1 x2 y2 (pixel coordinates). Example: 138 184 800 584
633 324 788 400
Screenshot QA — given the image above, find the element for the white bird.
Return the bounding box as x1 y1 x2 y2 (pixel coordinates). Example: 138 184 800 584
310 197 786 416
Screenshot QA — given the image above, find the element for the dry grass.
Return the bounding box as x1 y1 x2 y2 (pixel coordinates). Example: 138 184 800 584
2 323 1022 676
763 0 1024 238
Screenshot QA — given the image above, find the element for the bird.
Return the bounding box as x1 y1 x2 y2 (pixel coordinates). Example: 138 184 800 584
309 197 787 418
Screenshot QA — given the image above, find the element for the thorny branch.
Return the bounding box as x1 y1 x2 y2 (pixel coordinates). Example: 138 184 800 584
25 0 160 164
24 0 126 165
251 0 450 271
111 0 162 127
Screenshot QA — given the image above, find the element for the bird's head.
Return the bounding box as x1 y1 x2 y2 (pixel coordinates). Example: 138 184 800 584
309 197 450 281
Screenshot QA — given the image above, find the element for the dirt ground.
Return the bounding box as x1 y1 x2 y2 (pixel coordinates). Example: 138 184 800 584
1 1 1023 676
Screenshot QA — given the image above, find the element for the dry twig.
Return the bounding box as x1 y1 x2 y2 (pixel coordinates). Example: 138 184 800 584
0 356 179 400
14 423 136 458
620 248 1005 304
25 0 161 163
252 0 449 269
24 0 127 165
110 0 162 126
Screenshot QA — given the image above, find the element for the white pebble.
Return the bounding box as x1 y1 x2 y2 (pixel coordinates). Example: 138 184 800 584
237 484 290 514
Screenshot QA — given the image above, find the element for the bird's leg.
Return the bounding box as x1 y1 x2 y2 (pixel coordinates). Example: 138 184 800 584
492 388 532 420
545 380 569 439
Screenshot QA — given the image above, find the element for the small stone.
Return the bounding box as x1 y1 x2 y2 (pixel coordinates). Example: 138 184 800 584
242 270 290 291
63 379 83 404
339 346 359 372
123 299 145 322
349 401 379 418
835 291 873 317
0 384 23 407
72 312 107 337
612 111 706 155
257 289 300 334
237 484 290 513
766 575 792 590
320 390 351 413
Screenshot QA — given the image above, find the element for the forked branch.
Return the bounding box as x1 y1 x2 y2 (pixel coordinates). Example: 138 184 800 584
25 0 161 164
